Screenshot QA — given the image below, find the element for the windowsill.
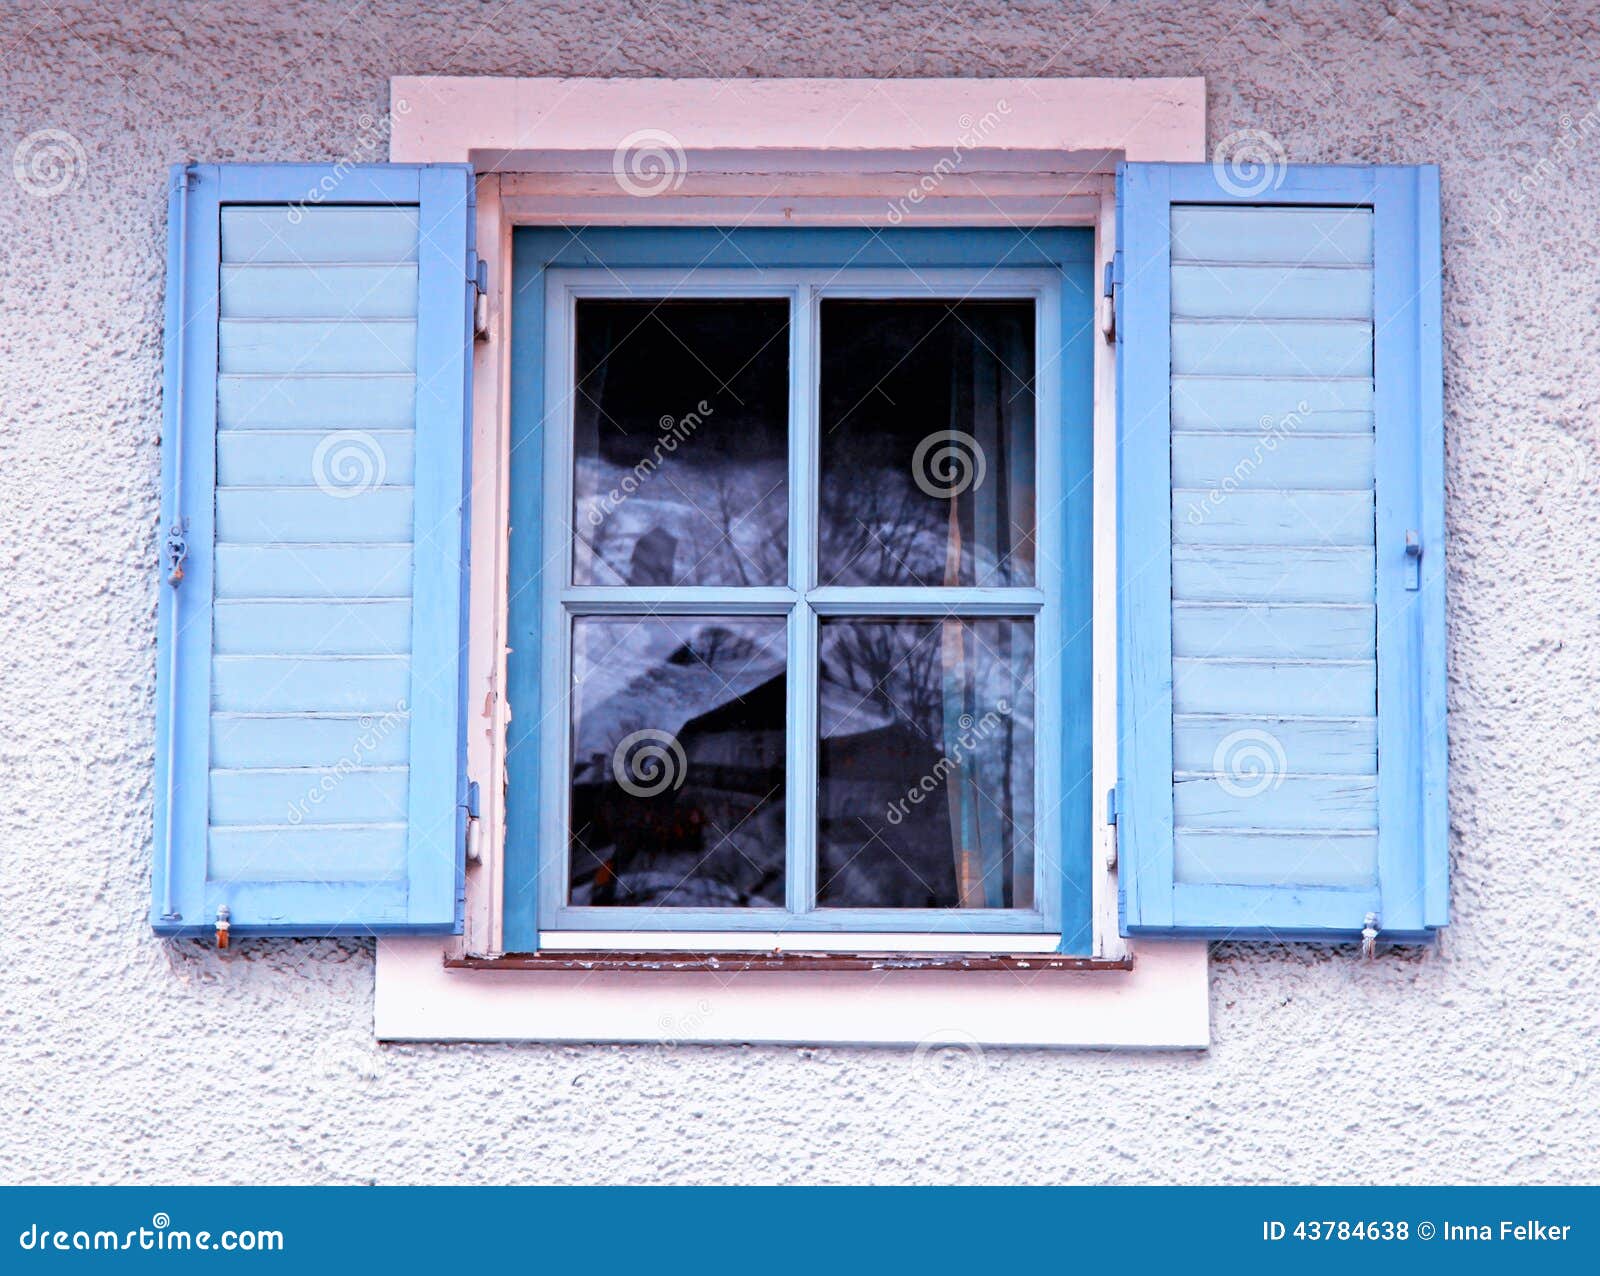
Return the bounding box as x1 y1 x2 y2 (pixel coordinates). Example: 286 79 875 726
375 935 1209 1048
445 950 1132 973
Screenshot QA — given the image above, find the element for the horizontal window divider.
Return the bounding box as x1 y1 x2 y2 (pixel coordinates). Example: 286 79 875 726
806 586 1044 616
559 586 797 615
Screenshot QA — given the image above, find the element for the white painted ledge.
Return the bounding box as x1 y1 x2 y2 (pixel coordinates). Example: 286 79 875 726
375 937 1210 1048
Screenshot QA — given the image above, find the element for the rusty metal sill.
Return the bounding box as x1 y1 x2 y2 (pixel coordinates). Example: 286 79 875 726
445 950 1133 973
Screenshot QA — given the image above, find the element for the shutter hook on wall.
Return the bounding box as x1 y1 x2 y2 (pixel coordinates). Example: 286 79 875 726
215 904 231 950
1360 912 1380 960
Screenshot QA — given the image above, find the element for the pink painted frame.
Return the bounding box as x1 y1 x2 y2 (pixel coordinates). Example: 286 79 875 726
380 77 1212 1048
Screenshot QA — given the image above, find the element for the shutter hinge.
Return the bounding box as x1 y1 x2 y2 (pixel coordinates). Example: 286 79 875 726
470 254 490 341
1100 250 1123 343
1404 530 1422 591
462 779 482 863
1360 911 1380 960
1104 784 1119 870
164 518 190 587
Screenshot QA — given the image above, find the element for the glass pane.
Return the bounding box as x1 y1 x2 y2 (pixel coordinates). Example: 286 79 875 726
569 617 787 908
572 299 789 586
817 618 1035 909
818 300 1036 588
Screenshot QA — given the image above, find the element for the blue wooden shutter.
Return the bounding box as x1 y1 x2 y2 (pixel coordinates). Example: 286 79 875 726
152 164 475 936
1115 163 1446 941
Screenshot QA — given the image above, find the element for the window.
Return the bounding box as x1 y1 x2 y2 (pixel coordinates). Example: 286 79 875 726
505 230 1097 949
155 80 1442 1045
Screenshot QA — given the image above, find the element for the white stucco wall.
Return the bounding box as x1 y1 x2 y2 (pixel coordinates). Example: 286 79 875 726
1 0 1597 1185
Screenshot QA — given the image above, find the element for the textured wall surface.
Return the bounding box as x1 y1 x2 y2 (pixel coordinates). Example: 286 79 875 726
2 0 1598 1185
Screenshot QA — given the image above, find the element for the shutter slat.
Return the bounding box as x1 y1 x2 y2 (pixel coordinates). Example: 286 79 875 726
212 599 413 655
214 544 414 598
1173 714 1377 774
1117 162 1445 941
218 374 416 429
1174 830 1377 888
152 164 471 936
1171 546 1375 603
218 319 418 374
1173 490 1374 545
1171 603 1375 659
221 264 420 319
208 825 408 883
1171 375 1373 431
220 206 420 263
210 713 411 768
1170 432 1374 489
211 655 412 712
216 430 415 486
210 768 410 825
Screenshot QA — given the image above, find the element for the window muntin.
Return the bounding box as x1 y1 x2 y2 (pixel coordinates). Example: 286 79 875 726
538 266 1066 936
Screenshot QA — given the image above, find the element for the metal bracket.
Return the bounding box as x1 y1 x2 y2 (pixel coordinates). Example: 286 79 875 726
463 780 482 863
470 254 490 341
1104 785 1119 869
215 904 231 950
1404 530 1422 591
1360 911 1380 960
1100 250 1123 343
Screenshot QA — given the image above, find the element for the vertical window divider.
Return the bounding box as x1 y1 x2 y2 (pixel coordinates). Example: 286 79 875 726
786 282 819 917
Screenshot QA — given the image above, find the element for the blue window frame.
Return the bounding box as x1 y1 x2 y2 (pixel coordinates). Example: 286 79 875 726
502 229 1095 953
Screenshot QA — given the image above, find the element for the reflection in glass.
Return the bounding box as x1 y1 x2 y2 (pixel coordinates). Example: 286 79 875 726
817 618 1035 909
818 300 1036 588
573 299 789 587
569 617 786 908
